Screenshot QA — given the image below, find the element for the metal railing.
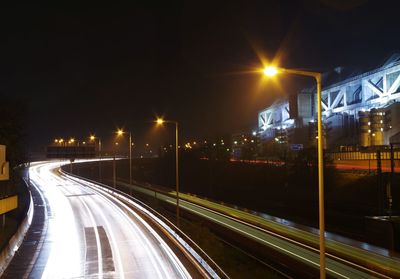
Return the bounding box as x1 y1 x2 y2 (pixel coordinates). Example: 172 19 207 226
328 150 400 160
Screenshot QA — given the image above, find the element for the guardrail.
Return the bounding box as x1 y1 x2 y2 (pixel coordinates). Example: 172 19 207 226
106 177 400 278
60 169 229 279
0 178 34 277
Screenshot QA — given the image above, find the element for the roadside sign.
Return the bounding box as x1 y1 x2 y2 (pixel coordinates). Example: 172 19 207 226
290 144 303 151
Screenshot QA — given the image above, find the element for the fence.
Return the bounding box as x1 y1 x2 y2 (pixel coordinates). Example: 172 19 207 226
328 150 400 161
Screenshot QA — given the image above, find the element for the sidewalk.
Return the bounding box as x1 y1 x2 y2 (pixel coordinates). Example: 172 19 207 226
2 180 49 279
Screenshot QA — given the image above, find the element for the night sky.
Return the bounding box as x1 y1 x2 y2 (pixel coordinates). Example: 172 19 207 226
1 1 399 152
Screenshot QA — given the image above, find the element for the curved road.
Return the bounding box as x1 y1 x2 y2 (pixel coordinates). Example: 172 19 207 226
27 161 204 279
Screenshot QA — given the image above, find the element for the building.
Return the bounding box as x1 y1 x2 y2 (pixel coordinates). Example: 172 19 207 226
0 145 18 224
257 54 400 149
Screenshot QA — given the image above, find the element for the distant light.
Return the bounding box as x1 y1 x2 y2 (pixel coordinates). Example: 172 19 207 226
115 142 119 146
54 139 58 143
263 66 278 77
372 133 376 137
82 141 86 145
70 138 75 143
226 148 230 151
193 141 197 145
368 129 371 133
213 143 216 146
156 118 164 125
252 131 257 136
117 129 124 136
145 143 149 147
368 122 371 126
251 139 254 143
90 135 95 141
234 141 238 145
59 139 64 143
380 128 383 131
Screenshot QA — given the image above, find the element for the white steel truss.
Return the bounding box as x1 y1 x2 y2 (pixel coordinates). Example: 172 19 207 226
322 58 400 116
258 54 400 134
258 100 291 131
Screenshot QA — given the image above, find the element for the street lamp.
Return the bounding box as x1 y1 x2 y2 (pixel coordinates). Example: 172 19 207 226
263 66 326 278
89 135 102 182
116 129 133 185
156 118 180 227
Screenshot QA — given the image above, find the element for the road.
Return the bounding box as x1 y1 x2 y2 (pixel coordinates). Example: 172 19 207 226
115 179 400 278
24 161 214 279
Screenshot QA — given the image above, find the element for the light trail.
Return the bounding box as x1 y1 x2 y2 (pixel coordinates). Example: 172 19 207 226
27 160 208 279
114 178 400 279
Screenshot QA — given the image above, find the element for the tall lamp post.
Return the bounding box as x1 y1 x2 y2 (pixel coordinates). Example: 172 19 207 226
156 118 180 227
263 66 326 278
117 129 133 185
90 135 102 182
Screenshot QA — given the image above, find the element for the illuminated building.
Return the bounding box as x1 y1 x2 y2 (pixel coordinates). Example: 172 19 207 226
257 54 400 149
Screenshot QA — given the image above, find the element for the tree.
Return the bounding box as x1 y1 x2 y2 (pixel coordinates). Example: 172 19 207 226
0 97 28 168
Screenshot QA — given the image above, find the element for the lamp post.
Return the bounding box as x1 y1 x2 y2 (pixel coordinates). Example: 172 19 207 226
156 118 180 227
264 66 326 278
113 141 119 188
90 135 102 182
117 129 133 185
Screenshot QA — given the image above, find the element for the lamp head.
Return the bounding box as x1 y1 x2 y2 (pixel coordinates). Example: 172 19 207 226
263 66 278 77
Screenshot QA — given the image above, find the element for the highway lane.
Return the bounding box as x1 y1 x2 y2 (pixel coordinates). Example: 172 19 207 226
115 180 400 278
27 161 207 279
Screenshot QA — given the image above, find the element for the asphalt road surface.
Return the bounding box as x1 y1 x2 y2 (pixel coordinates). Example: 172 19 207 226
25 161 205 279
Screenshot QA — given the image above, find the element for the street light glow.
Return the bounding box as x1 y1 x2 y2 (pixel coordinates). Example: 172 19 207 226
263 66 278 77
156 118 164 125
90 135 95 141
117 129 124 136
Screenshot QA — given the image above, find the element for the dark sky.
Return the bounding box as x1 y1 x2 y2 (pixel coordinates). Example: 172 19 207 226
1 0 399 151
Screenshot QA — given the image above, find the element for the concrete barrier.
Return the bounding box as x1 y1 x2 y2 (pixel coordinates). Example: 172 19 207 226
0 181 33 276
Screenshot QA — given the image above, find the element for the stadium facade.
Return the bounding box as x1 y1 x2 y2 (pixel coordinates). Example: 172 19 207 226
257 54 400 149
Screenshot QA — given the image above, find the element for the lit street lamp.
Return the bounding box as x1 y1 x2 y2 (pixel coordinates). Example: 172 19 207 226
156 118 180 227
263 66 326 278
116 129 133 185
